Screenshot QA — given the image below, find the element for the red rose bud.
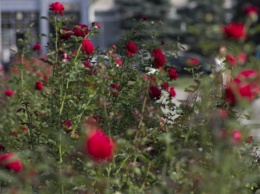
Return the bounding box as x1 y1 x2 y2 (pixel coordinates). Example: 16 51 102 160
222 22 247 40
168 68 178 80
85 129 115 162
126 41 138 57
149 85 161 100
49 2 64 16
35 81 43 91
186 58 199 66
0 144 5 152
4 90 14 97
81 39 95 56
73 24 89 37
152 48 166 68
0 152 23 172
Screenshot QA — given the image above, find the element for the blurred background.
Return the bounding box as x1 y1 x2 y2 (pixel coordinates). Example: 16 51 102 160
1 0 260 74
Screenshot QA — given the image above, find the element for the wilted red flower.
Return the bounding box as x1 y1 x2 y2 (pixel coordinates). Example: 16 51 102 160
243 5 259 16
32 43 41 51
186 58 199 66
85 129 115 162
222 22 247 40
4 90 14 97
231 129 242 144
168 87 176 97
59 27 73 39
168 68 178 80
62 120 72 133
35 81 43 91
126 41 138 57
49 2 64 15
81 39 95 56
149 85 161 100
0 144 5 152
152 48 166 68
0 152 23 172
73 24 89 37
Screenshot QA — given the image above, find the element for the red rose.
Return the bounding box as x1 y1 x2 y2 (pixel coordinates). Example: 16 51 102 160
126 41 138 57
81 39 95 56
186 58 199 66
225 69 260 106
168 68 178 80
73 24 89 37
114 57 122 66
83 61 92 69
152 48 166 68
32 43 41 51
161 82 169 90
225 54 237 68
149 85 161 100
4 90 14 97
49 2 64 16
111 83 119 90
222 22 247 40
243 5 259 16
0 152 23 172
85 129 115 162
168 87 176 97
231 130 242 144
59 27 73 39
35 81 43 91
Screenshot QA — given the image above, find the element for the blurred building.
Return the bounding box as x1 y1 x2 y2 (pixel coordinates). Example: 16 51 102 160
0 0 120 67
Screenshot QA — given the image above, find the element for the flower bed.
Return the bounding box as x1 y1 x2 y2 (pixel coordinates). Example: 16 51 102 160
0 2 260 193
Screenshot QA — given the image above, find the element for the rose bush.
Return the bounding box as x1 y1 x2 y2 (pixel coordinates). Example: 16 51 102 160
0 2 260 193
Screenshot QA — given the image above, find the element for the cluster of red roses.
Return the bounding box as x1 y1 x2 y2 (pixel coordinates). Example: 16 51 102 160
225 69 260 107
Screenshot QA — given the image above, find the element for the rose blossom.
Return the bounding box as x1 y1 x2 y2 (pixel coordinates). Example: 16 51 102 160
49 2 64 16
149 85 161 100
168 87 176 97
81 39 95 56
35 81 43 91
151 48 166 68
161 82 169 90
243 5 259 16
126 41 138 57
222 22 246 40
85 129 115 162
231 130 242 144
0 152 23 172
225 69 259 106
32 43 41 51
168 68 178 80
73 24 89 37
4 90 14 97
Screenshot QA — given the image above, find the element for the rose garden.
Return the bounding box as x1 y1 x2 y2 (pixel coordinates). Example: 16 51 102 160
0 1 260 194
